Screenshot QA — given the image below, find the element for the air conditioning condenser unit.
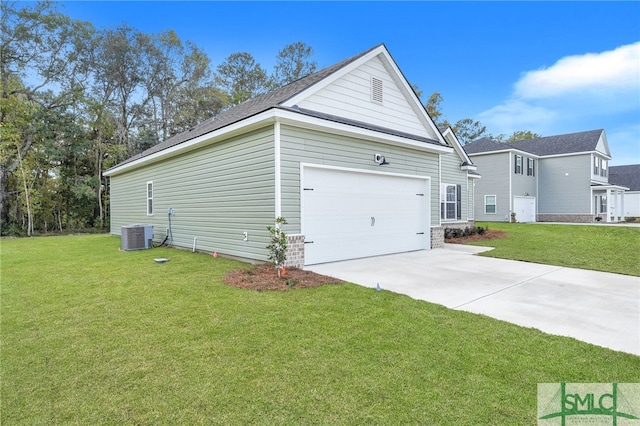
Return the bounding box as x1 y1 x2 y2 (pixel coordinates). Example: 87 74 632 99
121 224 154 250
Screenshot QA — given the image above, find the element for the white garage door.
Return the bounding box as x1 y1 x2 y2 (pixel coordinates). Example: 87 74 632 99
302 166 430 265
513 196 536 222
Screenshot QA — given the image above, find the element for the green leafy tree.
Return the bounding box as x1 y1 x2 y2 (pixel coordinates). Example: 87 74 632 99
0 0 93 231
494 130 542 143
215 52 269 105
270 42 317 88
451 118 488 145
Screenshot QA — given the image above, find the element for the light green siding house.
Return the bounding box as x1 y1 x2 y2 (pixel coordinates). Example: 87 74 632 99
104 44 478 266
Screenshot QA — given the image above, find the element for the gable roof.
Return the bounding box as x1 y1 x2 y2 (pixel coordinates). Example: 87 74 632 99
112 44 446 169
466 129 606 157
609 164 640 191
464 137 510 154
441 127 476 168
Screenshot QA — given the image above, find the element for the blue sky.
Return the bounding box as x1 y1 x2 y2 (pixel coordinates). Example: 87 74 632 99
58 1 640 165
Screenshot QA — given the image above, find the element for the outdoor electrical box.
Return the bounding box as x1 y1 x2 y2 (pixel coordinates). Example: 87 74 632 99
121 224 154 250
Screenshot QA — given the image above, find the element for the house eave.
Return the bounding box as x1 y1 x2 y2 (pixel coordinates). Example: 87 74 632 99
104 108 452 177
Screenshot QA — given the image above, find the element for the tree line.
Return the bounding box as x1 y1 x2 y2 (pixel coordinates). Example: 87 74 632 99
0 0 536 237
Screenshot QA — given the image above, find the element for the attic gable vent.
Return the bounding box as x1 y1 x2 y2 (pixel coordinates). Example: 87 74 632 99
371 76 383 104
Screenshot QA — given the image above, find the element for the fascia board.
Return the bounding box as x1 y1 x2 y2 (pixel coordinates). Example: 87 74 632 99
275 109 452 154
104 110 278 176
468 148 540 159
545 151 610 160
590 182 629 191
442 128 474 164
281 46 386 108
282 45 446 146
104 107 452 177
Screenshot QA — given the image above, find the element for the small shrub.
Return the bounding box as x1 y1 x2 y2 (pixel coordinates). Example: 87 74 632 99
285 279 299 287
266 217 288 278
625 217 637 223
477 226 486 235
444 228 464 239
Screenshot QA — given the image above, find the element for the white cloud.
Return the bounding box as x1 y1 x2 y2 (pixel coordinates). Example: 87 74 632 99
477 42 640 145
477 101 557 135
515 42 640 99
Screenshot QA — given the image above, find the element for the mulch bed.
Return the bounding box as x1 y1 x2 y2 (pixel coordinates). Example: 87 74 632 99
445 229 507 244
225 230 506 291
224 263 343 291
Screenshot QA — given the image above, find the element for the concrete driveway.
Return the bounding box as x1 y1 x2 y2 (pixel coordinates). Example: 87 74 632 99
307 245 640 356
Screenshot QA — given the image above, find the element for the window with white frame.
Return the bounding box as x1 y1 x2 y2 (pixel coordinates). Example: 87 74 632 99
601 159 607 177
440 184 461 220
485 195 496 214
594 156 599 175
147 181 153 215
527 158 535 176
599 195 607 214
514 155 523 174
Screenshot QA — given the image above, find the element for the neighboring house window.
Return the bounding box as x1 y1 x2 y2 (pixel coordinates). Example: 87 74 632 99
147 181 153 215
599 195 607 214
601 160 607 177
371 76 383 104
485 195 496 214
527 158 535 176
514 155 523 174
594 156 599 175
440 184 462 220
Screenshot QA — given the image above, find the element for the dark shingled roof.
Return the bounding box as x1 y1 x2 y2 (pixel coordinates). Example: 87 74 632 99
609 164 640 191
465 129 605 156
114 43 444 168
464 137 510 154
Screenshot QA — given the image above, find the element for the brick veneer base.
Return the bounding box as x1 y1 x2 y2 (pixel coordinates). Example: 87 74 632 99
431 227 444 248
285 234 305 268
537 214 595 223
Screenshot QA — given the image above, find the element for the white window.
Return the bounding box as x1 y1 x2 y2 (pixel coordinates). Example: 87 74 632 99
147 181 153 215
514 155 523 174
527 158 535 176
601 160 607 177
440 184 461 220
600 195 607 214
485 195 496 214
594 156 599 175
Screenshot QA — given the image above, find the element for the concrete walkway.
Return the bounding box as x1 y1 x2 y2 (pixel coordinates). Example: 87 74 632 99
307 245 640 356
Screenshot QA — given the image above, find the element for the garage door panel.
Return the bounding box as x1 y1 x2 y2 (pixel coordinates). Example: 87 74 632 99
302 167 429 265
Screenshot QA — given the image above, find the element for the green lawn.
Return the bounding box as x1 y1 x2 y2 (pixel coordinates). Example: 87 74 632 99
2 235 639 424
470 222 640 276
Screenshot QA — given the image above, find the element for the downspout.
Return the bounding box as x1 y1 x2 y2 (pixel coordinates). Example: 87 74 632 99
508 152 513 221
274 120 282 219
438 153 442 228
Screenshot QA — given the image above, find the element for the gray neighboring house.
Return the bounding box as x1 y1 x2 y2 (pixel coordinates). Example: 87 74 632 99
609 164 640 217
104 44 478 266
465 129 628 223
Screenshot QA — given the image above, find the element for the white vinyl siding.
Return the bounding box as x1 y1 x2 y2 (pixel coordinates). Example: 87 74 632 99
110 127 276 261
295 55 436 140
146 181 153 215
485 195 497 214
